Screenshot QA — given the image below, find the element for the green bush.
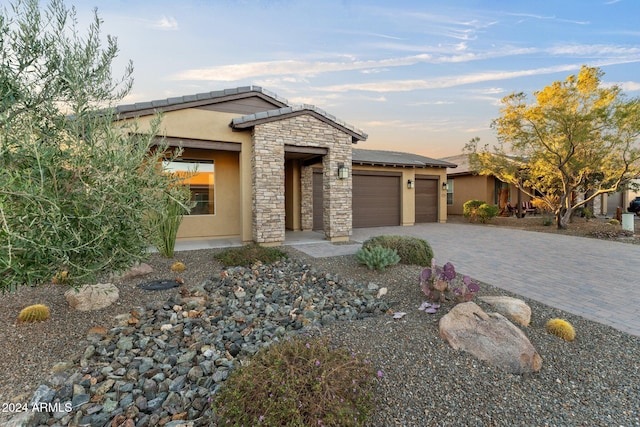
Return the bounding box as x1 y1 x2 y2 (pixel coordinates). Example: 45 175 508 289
0 0 190 290
214 244 287 267
477 203 499 223
361 235 433 266
463 200 498 223
355 246 401 271
463 200 485 222
214 337 376 426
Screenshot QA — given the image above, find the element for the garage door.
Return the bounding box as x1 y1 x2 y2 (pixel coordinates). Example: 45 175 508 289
353 171 401 228
415 176 438 223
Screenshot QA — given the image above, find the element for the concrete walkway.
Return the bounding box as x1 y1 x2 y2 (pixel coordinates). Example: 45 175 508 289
175 224 640 337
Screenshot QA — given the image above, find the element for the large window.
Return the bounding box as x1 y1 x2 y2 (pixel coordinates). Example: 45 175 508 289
164 159 215 215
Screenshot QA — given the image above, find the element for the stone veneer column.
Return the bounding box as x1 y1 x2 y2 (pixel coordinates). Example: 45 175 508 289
323 141 352 241
252 125 285 244
300 165 313 231
253 115 353 243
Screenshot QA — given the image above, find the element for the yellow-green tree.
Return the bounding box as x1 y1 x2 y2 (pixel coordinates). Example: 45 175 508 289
465 66 640 229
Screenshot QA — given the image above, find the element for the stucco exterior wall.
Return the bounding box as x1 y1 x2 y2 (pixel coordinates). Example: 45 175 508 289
446 175 491 215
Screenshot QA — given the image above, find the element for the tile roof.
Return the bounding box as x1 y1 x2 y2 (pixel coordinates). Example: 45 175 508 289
115 85 367 141
353 148 457 169
441 154 471 175
115 85 288 115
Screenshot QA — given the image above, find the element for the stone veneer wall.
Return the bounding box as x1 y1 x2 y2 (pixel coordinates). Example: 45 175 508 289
300 166 313 231
253 115 352 243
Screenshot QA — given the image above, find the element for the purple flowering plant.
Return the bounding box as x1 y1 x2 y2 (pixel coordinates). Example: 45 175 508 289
419 259 480 313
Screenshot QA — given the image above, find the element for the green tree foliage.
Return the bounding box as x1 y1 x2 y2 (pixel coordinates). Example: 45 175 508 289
465 66 640 229
0 0 187 290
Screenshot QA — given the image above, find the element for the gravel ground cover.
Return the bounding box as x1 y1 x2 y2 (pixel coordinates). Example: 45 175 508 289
1 235 639 426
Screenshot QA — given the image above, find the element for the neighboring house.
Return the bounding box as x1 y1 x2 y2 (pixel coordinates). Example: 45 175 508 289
442 154 524 216
115 86 455 245
443 154 617 217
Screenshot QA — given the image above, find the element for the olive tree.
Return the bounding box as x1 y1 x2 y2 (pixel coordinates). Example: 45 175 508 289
465 66 640 229
0 0 187 291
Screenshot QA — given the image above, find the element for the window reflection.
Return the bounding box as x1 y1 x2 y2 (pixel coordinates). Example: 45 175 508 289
163 159 215 215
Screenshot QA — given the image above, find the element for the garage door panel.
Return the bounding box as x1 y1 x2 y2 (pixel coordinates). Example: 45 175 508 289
353 173 400 228
415 178 438 223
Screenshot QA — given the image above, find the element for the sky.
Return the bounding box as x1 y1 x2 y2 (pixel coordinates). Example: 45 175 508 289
32 0 640 158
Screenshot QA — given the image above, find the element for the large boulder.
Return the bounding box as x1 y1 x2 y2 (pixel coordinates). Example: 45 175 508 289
479 296 531 327
439 302 542 374
65 283 119 311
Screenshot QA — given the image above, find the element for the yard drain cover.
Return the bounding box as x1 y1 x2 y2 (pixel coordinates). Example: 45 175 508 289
138 279 180 291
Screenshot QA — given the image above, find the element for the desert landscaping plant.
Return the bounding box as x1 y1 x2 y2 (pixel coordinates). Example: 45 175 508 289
464 200 499 223
355 246 401 271
214 244 287 267
361 235 433 265
419 260 480 313
17 304 51 323
0 0 189 291
148 186 192 258
214 337 377 426
466 66 640 229
545 318 576 342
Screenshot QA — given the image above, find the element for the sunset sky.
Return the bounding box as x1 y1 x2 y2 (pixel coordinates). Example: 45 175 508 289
60 0 640 158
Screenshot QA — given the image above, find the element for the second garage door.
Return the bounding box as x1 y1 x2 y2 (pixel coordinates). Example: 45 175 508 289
415 176 438 223
352 171 401 228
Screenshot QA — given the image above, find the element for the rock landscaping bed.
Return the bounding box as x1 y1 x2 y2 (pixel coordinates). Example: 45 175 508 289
1 246 639 426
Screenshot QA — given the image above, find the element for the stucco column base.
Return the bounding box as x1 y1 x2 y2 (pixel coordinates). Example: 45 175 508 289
402 222 415 226
326 235 350 243
258 241 283 247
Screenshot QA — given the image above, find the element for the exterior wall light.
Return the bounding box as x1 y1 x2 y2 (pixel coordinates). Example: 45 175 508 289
407 179 415 189
337 163 349 179
442 181 448 191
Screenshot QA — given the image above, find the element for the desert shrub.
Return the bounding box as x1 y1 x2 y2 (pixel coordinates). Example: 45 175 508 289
542 217 554 226
361 235 433 266
214 337 377 426
0 1 190 291
463 200 485 222
355 246 401 271
214 244 287 267
476 203 499 223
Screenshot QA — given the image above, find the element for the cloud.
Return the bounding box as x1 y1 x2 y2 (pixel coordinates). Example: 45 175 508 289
618 81 640 91
172 54 433 81
151 16 178 30
171 45 538 82
506 13 589 25
316 60 640 93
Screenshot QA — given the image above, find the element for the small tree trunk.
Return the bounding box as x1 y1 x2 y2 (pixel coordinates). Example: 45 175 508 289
557 209 571 229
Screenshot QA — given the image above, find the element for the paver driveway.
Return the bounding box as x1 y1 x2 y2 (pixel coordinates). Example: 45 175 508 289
347 223 640 337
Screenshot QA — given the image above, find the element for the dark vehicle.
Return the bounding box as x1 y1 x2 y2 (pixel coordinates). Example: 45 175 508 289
629 197 640 215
